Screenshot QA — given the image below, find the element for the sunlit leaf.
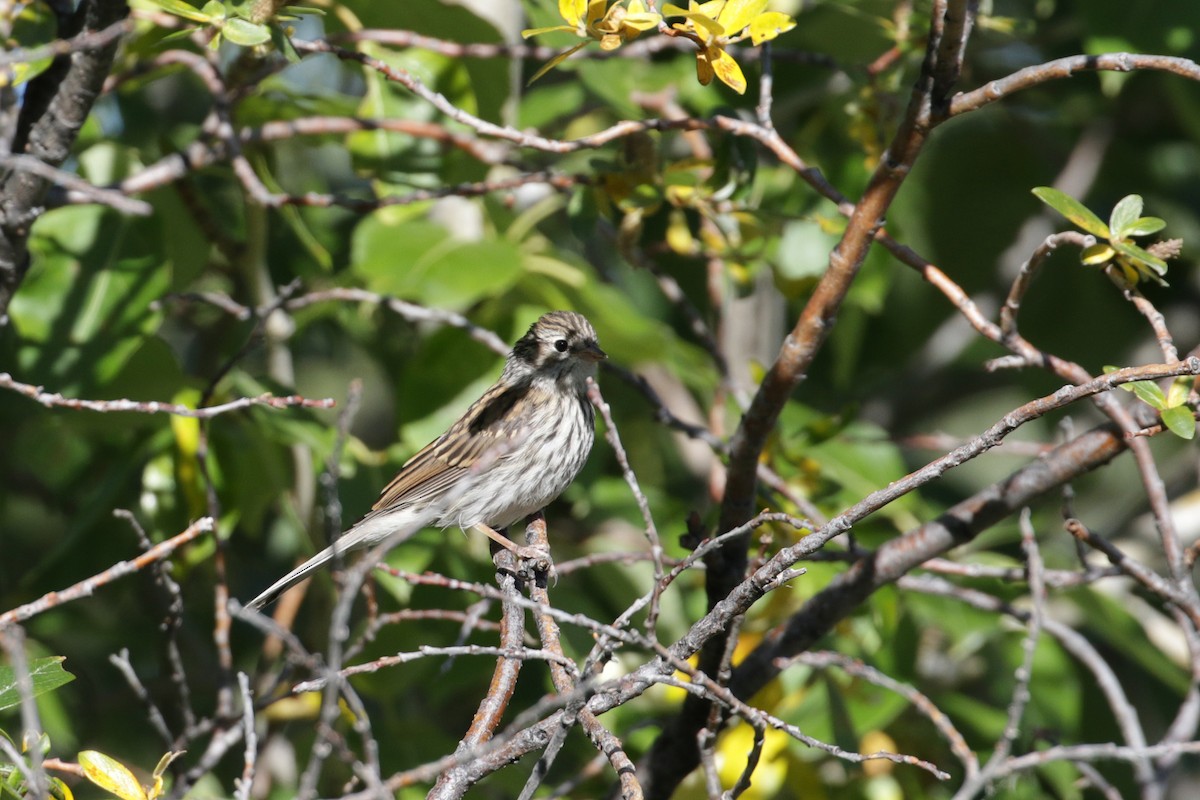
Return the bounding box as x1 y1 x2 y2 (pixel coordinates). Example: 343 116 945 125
147 752 185 800
695 46 715 85
709 45 746 93
1162 406 1196 440
1112 240 1168 274
527 41 589 83
138 0 214 22
1124 216 1166 237
559 0 586 27
683 10 725 37
220 17 272 46
749 11 796 44
622 0 662 32
718 0 768 36
79 751 147 800
521 24 577 38
1119 379 1167 409
1167 376 1191 408
1032 187 1110 238
1080 242 1114 265
0 657 76 713
1108 194 1143 239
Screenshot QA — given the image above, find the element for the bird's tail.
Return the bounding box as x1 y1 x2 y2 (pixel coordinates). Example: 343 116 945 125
245 542 348 610
245 508 431 610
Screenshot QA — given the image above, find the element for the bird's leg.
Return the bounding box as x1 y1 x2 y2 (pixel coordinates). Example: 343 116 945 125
472 523 552 573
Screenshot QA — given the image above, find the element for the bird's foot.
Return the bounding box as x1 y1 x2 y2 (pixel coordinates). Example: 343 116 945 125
473 523 556 583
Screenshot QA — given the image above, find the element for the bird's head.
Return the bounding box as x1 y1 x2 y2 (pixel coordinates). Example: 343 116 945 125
506 310 606 386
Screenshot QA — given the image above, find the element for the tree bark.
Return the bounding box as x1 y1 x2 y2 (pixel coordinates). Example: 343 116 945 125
0 0 128 322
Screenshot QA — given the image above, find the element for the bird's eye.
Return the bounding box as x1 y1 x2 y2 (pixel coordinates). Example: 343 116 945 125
554 338 569 353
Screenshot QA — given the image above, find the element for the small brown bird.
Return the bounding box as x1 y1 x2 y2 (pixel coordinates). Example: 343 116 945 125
247 311 606 609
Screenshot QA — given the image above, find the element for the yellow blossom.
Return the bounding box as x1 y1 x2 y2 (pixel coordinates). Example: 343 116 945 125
664 0 796 94
523 0 663 81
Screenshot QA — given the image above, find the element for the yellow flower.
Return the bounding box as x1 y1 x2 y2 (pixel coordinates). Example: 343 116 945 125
523 0 663 81
664 0 796 94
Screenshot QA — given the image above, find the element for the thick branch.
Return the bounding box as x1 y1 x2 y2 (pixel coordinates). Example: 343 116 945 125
0 0 128 320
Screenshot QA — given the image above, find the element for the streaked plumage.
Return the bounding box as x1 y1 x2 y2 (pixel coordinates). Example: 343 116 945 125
247 311 605 610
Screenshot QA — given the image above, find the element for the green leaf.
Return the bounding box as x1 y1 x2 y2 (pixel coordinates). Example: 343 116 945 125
0 657 76 712
147 751 185 800
521 24 577 38
1108 194 1143 239
220 17 272 46
1031 187 1110 238
1125 216 1166 237
79 751 147 800
269 24 301 62
1122 380 1168 409
14 208 169 388
1167 376 1191 408
527 41 588 84
351 217 525 311
1161 406 1196 440
137 0 215 23
1112 239 1168 275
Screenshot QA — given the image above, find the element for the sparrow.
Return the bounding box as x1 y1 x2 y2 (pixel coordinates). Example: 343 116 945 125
247 311 605 609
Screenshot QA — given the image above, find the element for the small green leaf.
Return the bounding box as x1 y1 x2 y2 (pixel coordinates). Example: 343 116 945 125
521 24 578 38
1032 187 1110 238
147 751 185 800
1121 380 1167 409
269 24 300 62
0 657 76 712
1167 376 1192 408
1109 194 1143 239
1161 406 1196 440
140 0 214 22
199 0 223 19
1125 216 1166 237
1112 240 1168 274
220 17 272 46
527 41 588 84
79 751 148 800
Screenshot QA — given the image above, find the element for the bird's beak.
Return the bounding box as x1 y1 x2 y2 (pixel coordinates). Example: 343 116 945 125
578 341 607 363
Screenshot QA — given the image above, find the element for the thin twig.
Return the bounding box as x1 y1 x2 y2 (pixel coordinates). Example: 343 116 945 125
0 372 334 417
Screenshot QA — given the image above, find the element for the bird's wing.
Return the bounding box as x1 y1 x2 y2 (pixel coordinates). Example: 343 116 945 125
370 381 530 512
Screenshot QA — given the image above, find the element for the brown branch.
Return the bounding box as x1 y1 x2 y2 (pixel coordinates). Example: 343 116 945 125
646 4 986 791
0 372 334 417
0 0 129 319
521 516 642 800
428 546 525 799
1065 518 1200 627
949 53 1200 119
0 153 150 214
726 420 1130 708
